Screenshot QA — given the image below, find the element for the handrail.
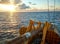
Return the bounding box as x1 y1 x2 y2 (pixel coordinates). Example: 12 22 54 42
19 20 42 36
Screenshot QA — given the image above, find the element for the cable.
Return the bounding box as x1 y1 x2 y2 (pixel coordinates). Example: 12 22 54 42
47 0 50 21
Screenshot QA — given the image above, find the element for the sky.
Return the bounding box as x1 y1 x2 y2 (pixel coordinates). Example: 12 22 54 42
21 0 60 9
0 0 60 12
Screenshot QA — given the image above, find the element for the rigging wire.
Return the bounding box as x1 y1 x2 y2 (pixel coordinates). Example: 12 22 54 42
54 0 55 13
53 0 55 23
54 0 55 22
47 0 55 23
47 0 50 22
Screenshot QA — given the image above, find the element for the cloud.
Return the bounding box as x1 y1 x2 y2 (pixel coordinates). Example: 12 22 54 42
14 0 30 9
28 2 36 5
19 3 30 9
0 0 31 11
15 0 21 4
0 0 9 3
0 0 21 4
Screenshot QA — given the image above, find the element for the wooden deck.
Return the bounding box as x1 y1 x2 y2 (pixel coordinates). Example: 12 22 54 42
7 20 60 44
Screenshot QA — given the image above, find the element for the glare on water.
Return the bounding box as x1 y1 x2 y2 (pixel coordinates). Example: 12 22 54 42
9 12 18 26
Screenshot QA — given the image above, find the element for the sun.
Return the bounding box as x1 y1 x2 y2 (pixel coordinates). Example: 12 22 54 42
0 4 16 12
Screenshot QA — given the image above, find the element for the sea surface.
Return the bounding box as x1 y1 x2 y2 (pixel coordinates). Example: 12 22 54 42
0 11 60 44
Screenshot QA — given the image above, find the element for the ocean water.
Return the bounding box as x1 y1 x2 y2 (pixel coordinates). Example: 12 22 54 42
0 11 60 43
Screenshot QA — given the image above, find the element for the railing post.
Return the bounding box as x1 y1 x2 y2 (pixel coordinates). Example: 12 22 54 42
41 22 51 44
26 20 35 32
36 21 41 29
19 26 27 35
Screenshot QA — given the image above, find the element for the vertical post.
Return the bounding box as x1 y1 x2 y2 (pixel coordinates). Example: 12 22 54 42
19 26 27 35
26 20 34 32
36 21 41 29
41 22 51 44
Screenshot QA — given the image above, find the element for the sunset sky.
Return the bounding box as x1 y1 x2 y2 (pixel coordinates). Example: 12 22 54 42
0 0 60 12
